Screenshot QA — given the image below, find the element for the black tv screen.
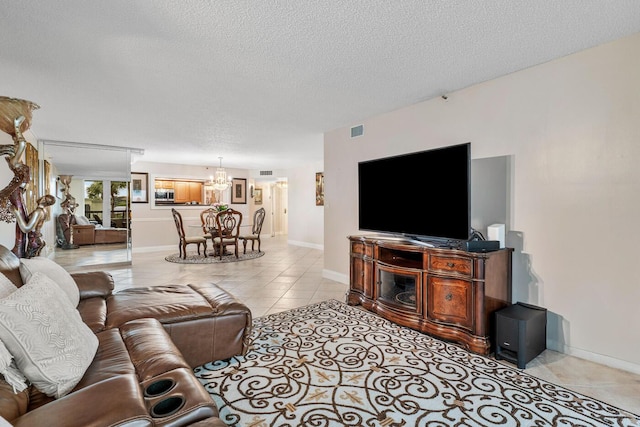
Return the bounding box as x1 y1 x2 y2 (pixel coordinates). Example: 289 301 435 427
358 142 470 242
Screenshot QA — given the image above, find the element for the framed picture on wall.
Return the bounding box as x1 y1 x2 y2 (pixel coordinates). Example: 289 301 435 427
231 178 247 204
315 172 324 206
254 188 263 204
131 172 149 203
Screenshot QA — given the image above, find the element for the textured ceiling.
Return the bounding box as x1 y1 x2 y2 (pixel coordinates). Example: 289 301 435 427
1 1 639 173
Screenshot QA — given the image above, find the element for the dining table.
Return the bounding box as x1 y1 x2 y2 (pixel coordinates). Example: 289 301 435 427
199 209 232 256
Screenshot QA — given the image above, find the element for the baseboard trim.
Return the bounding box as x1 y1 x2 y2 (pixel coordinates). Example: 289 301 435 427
551 341 640 375
323 269 348 284
132 244 174 254
287 239 324 250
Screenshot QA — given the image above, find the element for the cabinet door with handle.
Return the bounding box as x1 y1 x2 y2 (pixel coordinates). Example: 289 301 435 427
427 276 473 330
350 256 365 294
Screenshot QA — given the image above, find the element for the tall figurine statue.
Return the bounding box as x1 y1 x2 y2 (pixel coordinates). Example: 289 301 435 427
56 175 79 249
0 96 47 258
15 194 56 258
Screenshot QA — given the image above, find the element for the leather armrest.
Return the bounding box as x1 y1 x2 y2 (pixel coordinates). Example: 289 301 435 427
12 376 152 427
71 271 115 299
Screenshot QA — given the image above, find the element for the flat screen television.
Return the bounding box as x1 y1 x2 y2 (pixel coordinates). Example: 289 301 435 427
358 142 471 245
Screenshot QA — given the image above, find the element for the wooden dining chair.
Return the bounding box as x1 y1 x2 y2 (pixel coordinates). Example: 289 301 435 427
240 207 266 253
200 208 219 243
212 208 242 259
171 208 207 259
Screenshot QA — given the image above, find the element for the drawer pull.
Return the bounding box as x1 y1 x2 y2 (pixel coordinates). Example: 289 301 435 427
446 262 455 268
445 293 453 301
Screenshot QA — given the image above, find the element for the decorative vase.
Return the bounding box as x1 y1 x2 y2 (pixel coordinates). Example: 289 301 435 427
0 96 40 136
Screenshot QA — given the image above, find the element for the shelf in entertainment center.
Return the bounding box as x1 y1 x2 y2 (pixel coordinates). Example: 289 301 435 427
347 235 513 355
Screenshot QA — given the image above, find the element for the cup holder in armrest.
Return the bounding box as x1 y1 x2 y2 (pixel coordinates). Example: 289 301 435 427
150 395 185 418
144 378 176 397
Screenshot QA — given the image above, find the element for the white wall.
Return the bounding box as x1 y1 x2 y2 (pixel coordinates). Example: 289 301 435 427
287 161 324 249
131 160 326 252
2 147 325 256
130 161 253 251
324 33 640 373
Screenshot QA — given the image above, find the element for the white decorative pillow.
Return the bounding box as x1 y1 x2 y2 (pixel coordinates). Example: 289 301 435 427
19 257 79 307
0 274 17 299
0 272 98 398
0 339 27 393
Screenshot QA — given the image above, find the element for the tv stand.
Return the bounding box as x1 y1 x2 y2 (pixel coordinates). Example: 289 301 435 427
404 238 435 248
347 235 513 355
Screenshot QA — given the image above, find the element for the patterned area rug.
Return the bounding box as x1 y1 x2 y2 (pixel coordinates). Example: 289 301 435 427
164 251 264 264
194 300 639 427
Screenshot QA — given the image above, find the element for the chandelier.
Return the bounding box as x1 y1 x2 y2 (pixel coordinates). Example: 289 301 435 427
209 157 231 191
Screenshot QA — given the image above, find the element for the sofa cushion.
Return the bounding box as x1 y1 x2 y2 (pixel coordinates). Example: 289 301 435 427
107 283 252 366
0 274 17 299
19 257 79 307
106 285 219 328
0 273 98 398
71 328 136 391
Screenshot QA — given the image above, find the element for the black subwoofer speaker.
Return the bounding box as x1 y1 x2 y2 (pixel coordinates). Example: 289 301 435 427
495 302 547 369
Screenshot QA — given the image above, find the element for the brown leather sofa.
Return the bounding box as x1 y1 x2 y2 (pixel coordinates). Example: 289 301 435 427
0 246 252 426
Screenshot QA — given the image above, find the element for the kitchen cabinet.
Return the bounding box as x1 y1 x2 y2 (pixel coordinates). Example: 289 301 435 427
174 181 203 204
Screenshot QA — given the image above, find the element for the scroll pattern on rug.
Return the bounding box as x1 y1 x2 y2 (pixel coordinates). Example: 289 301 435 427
194 300 639 427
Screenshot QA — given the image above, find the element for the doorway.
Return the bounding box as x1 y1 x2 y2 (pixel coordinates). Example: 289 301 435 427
272 182 288 236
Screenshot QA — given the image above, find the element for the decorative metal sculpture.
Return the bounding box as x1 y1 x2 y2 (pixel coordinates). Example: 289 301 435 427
0 96 52 258
55 174 79 249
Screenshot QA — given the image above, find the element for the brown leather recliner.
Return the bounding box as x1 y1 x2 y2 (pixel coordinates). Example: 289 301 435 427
0 245 251 426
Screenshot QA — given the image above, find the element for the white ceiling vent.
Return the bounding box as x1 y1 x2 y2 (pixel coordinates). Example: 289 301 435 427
260 170 273 176
351 124 364 138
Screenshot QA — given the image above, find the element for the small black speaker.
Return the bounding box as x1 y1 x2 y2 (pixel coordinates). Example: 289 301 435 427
495 302 547 369
466 240 500 253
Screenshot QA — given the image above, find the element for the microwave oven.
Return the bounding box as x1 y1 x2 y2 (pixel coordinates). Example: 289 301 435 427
155 190 174 202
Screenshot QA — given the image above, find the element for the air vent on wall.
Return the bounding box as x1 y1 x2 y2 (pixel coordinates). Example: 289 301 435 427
351 124 364 138
259 170 273 176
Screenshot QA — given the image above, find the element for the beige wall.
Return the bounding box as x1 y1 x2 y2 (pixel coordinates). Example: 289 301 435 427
324 33 640 372
130 161 253 252
287 160 324 249
0 152 324 255
129 160 326 252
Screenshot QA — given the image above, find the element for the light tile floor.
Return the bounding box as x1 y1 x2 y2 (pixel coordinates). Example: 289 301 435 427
56 235 640 416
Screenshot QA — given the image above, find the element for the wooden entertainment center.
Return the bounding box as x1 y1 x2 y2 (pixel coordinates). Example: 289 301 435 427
347 235 513 355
